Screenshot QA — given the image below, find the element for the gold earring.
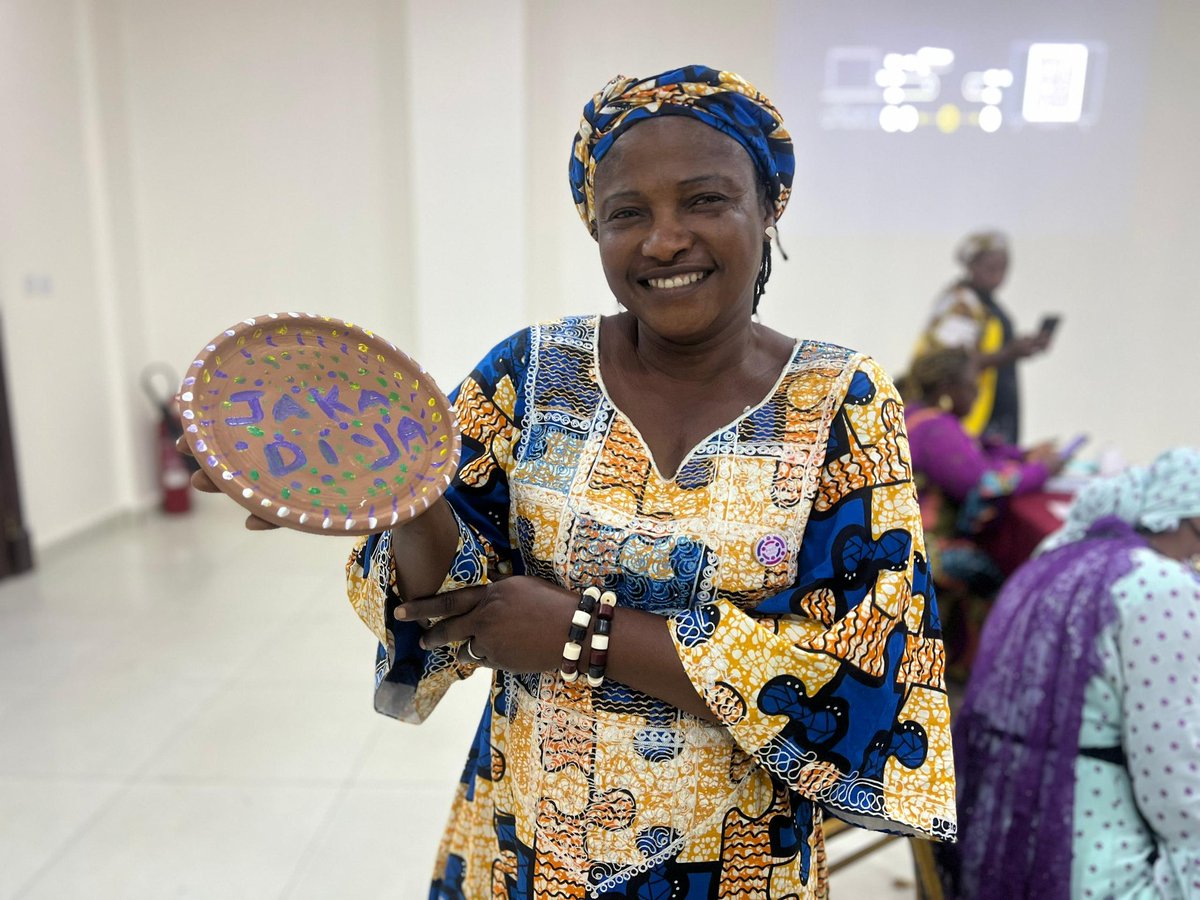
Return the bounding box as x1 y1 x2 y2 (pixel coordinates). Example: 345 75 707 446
937 395 954 412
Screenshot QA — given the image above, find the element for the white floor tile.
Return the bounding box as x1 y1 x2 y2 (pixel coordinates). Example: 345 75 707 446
143 684 379 784
353 675 491 787
0 674 225 778
15 782 339 900
0 608 151 688
0 777 124 898
0 503 927 898
237 603 381 689
282 784 456 900
827 829 918 896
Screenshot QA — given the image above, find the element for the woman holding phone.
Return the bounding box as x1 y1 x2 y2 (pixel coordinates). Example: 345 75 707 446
914 230 1056 445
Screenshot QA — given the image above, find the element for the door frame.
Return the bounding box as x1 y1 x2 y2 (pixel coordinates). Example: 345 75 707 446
0 309 33 578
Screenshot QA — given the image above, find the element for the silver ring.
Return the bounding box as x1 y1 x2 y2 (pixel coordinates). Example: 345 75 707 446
464 638 485 663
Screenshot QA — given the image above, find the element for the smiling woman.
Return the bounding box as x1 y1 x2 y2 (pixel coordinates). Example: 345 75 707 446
333 65 956 898
594 119 769 334
593 116 796 477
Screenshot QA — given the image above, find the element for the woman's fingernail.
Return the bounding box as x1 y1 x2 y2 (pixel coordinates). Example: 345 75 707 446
418 637 426 649
394 606 406 620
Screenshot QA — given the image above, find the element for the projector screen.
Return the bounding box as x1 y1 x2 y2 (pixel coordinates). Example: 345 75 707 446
772 2 1157 236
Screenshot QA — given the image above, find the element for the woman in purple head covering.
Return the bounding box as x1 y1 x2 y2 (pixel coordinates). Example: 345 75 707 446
939 447 1200 898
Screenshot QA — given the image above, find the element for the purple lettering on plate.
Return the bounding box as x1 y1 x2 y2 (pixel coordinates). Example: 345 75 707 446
272 393 310 422
357 389 390 413
309 385 355 421
225 390 265 427
264 438 306 477
368 422 399 470
395 416 428 452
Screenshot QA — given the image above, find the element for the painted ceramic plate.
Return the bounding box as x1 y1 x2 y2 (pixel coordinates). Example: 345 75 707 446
179 313 461 535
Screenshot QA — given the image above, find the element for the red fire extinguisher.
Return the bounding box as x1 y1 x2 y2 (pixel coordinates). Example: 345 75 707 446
142 363 195 514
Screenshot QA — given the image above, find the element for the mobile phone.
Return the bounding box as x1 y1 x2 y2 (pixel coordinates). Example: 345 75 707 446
1059 433 1088 461
1039 314 1062 340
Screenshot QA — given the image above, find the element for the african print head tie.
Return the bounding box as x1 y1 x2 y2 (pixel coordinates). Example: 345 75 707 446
1037 445 1200 554
569 64 795 237
955 229 1010 266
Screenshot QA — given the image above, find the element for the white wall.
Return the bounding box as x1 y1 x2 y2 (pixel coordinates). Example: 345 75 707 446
119 0 409 379
522 0 780 326
404 0 529 388
0 0 137 544
1 0 1196 551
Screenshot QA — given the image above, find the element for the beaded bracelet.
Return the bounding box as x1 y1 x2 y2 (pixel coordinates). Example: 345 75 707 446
586 590 617 688
560 586 600 682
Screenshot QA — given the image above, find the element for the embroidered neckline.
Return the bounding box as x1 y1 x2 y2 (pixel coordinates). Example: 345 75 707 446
589 315 803 483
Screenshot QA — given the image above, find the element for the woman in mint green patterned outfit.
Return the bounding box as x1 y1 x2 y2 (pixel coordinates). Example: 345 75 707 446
944 448 1200 898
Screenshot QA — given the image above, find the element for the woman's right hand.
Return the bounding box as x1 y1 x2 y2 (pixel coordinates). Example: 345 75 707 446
175 436 280 530
1026 441 1066 475
1007 333 1051 361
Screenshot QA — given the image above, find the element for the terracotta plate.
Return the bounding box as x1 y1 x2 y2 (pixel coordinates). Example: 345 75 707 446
179 313 460 535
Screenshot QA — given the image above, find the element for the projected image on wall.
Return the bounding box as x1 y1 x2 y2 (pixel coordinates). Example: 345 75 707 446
820 42 1103 135
774 3 1152 236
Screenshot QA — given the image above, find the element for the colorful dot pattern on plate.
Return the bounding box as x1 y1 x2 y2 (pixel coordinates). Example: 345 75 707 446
179 313 461 536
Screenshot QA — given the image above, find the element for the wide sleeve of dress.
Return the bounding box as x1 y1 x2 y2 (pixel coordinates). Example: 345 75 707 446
345 328 529 723
667 356 957 841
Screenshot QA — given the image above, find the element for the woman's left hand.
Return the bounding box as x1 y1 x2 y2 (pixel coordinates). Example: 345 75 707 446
396 576 577 672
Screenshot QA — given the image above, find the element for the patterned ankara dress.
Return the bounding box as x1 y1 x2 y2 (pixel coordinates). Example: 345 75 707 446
346 316 955 898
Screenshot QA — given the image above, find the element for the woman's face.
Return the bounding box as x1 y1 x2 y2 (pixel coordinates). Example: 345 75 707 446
1183 519 1200 572
942 368 979 418
966 250 1009 293
592 117 772 344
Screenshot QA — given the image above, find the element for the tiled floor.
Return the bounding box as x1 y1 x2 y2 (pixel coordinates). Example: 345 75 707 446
0 499 919 898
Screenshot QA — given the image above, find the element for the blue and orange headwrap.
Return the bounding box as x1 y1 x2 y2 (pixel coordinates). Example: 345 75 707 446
569 65 795 238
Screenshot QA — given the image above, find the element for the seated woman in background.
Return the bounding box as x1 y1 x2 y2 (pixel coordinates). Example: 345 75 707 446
942 448 1200 899
900 347 1062 679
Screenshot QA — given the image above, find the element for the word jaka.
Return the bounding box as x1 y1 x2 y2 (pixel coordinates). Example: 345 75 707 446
224 384 433 477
